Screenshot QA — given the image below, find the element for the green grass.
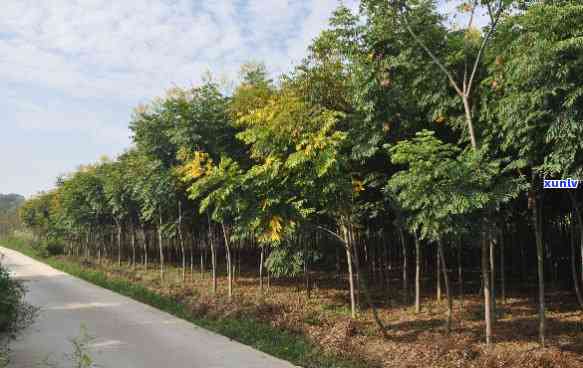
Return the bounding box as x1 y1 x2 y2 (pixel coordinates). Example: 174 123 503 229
0 237 367 368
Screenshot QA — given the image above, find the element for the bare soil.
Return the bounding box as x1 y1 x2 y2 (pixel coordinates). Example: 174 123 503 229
71 258 583 368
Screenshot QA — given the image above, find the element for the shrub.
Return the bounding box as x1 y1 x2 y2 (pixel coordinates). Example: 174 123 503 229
0 262 25 333
45 241 65 256
32 239 65 257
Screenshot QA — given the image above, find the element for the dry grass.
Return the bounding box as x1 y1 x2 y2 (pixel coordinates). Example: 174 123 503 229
76 259 583 368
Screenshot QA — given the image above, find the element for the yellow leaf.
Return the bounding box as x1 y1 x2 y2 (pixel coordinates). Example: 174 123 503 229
352 179 365 193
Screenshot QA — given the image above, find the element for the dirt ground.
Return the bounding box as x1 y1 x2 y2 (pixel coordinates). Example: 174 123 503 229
73 258 583 368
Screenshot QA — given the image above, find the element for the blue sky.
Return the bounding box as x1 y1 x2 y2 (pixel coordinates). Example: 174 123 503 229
1 0 478 198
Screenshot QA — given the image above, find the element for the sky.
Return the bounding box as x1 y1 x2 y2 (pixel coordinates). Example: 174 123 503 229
1 0 479 198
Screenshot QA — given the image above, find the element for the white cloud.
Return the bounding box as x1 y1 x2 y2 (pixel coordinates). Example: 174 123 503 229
0 0 358 103
1 1 357 196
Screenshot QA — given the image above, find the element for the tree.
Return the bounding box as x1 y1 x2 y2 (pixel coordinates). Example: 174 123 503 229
494 0 583 344
387 130 524 334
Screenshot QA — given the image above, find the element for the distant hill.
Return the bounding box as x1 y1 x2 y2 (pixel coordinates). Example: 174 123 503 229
0 194 25 215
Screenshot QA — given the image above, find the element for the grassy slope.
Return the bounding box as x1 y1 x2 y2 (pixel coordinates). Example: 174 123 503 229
0 237 365 368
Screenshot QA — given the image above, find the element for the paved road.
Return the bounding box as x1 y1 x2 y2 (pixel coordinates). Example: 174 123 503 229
0 247 297 368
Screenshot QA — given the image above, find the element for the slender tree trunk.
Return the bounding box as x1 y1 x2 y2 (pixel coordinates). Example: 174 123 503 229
569 192 583 291
259 245 264 294
107 229 113 260
415 232 421 314
521 233 527 282
342 223 357 319
97 231 101 265
570 213 583 309
206 215 217 294
482 230 493 346
335 246 341 281
221 223 233 301
142 226 148 270
437 245 442 303
458 239 464 316
438 240 452 333
200 241 205 279
348 223 388 338
462 96 478 149
500 229 506 305
210 233 217 294
117 222 122 267
237 246 242 282
399 227 409 304
190 236 195 281
267 264 271 290
178 201 186 282
158 210 165 282
531 182 546 347
85 230 90 261
379 233 386 286
490 231 497 320
346 244 357 318
130 223 136 270
304 235 312 299
384 234 391 297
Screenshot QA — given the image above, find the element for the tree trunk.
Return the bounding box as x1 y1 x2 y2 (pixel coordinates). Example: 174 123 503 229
190 236 195 281
178 201 186 282
200 240 205 279
117 222 122 267
490 230 497 320
342 223 357 319
346 244 357 318
221 223 233 301
458 239 464 316
348 223 388 338
97 231 101 265
303 235 312 299
158 210 165 282
335 246 341 281
399 227 409 304
267 265 271 290
130 223 136 270
384 234 391 297
570 213 583 309
209 231 217 295
569 192 583 293
462 96 478 149
438 240 452 333
437 245 442 303
531 182 546 347
237 246 241 282
482 230 493 346
500 229 506 305
206 214 218 295
85 230 90 261
142 226 148 270
259 246 264 294
415 232 421 314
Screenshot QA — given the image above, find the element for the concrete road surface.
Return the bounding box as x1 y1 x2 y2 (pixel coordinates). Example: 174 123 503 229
0 247 297 368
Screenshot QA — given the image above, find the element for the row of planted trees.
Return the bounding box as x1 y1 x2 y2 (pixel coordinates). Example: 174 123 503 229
18 0 583 347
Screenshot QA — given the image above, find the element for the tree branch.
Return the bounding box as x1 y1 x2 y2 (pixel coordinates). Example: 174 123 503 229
466 0 505 97
401 11 464 97
314 225 347 245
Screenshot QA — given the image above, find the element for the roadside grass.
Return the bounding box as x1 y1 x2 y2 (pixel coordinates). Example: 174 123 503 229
0 237 366 368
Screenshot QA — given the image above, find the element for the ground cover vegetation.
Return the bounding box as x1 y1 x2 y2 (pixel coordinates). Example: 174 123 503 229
11 1 583 367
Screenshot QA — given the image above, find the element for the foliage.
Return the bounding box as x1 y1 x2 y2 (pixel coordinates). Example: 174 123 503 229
0 195 24 215
13 0 583 361
386 130 525 240
0 261 25 334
